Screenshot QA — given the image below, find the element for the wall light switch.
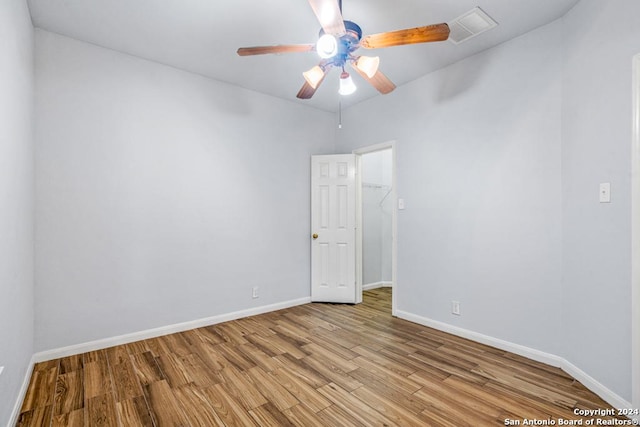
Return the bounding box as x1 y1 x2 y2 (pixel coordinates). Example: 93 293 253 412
599 183 611 203
451 301 461 316
398 198 405 210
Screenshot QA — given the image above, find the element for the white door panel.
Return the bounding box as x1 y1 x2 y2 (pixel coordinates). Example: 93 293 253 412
311 154 356 303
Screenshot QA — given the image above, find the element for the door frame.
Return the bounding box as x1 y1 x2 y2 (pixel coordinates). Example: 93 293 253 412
631 53 640 412
353 141 397 316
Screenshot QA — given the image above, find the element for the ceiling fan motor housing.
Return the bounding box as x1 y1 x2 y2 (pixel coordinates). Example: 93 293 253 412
319 20 362 66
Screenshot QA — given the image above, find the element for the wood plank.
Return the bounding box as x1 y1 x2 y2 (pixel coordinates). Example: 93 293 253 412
53 370 84 416
269 367 332 412
116 396 154 427
106 345 130 367
110 359 144 402
410 372 505 419
317 382 399 427
21 366 58 412
179 352 223 388
59 355 83 374
348 368 428 414
51 408 83 427
129 351 165 386
316 404 364 427
218 366 268 410
143 380 189 426
15 405 53 427
303 343 358 373
351 345 415 376
84 358 112 400
202 383 259 427
245 366 299 411
282 403 329 427
472 363 578 409
85 394 118 427
350 356 421 394
124 340 150 356
212 342 257 371
236 342 281 372
173 385 226 426
272 353 330 389
351 385 432 425
157 332 193 357
249 402 296 426
155 352 191 388
294 353 363 392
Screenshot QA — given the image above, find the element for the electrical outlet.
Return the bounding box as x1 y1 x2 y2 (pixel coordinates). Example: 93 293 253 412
252 286 259 299
451 301 461 316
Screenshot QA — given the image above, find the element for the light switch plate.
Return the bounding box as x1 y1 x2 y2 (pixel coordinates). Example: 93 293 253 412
0 366 4 377
398 198 405 210
451 301 461 316
599 183 611 203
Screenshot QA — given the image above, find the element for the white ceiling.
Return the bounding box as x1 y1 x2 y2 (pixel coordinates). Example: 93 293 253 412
27 0 580 112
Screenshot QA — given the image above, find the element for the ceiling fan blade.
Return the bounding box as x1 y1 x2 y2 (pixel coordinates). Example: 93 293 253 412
307 0 346 36
297 63 332 99
360 23 450 49
350 63 396 94
297 81 319 99
237 44 315 56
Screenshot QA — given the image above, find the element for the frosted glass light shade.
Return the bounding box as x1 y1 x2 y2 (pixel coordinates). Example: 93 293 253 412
355 56 380 78
316 34 338 59
303 66 325 89
339 72 356 95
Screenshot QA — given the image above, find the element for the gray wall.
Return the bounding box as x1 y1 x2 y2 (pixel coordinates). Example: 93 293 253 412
0 0 34 424
338 21 564 356
34 30 336 351
560 0 640 402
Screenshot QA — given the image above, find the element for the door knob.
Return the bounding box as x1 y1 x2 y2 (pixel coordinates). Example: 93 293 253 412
312 233 318 239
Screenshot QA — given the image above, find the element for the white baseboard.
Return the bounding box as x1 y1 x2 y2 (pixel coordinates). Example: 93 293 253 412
396 310 632 414
363 281 393 291
32 296 311 363
9 355 37 427
561 359 632 413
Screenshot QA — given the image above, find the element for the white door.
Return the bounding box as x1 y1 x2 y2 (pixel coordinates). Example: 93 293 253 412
311 154 357 303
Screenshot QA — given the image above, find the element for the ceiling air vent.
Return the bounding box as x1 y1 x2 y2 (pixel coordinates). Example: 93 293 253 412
448 7 498 45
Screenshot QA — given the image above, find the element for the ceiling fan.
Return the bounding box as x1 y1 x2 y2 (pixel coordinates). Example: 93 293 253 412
237 0 450 99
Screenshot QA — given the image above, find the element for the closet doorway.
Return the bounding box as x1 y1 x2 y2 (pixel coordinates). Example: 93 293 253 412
355 142 397 315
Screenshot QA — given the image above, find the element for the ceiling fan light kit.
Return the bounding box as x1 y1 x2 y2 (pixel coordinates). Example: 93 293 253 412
237 0 452 99
339 71 357 95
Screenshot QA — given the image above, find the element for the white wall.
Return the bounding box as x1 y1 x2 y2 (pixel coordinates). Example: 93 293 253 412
362 150 393 285
561 0 640 402
338 21 564 355
0 0 34 424
34 30 336 352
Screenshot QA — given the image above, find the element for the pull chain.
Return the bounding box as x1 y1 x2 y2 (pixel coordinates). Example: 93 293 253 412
338 100 342 129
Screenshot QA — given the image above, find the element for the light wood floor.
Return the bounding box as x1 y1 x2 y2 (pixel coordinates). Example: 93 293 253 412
17 288 621 426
